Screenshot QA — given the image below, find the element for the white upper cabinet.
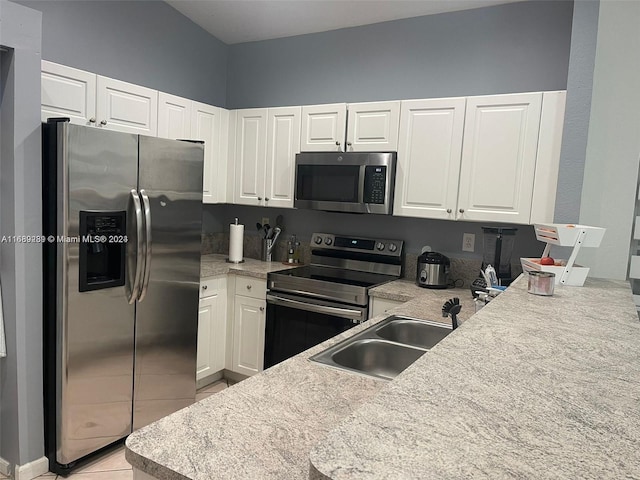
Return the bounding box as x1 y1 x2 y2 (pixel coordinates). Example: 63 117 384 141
232 107 300 208
530 91 567 224
41 61 96 125
300 103 347 151
457 92 543 224
192 102 228 204
234 109 268 205
394 98 466 219
346 101 400 152
265 107 301 209
300 101 400 152
96 76 158 136
158 92 192 140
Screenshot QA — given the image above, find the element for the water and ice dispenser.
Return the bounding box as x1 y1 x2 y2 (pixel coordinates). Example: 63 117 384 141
78 211 126 292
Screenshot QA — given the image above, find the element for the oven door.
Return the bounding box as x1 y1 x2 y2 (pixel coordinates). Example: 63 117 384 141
264 292 367 369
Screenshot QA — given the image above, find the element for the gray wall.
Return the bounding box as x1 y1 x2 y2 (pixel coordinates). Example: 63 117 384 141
554 0 599 223
204 204 543 261
0 0 45 467
227 1 573 108
16 0 228 107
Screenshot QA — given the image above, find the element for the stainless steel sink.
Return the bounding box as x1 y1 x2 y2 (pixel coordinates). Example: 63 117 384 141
375 316 452 349
310 315 452 380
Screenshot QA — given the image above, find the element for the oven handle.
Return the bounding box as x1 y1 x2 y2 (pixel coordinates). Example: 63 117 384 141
266 294 365 322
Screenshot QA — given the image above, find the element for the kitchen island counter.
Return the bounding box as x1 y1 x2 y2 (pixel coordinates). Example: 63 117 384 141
126 275 639 479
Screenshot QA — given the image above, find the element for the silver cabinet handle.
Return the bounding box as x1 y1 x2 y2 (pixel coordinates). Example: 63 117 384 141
265 197 269 202
246 285 252 290
127 189 144 304
346 142 352 147
89 117 96 124
335 141 341 146
202 285 208 290
257 197 262 201
138 189 152 302
259 306 265 312
459 209 465 213
446 208 452 213
100 120 107 126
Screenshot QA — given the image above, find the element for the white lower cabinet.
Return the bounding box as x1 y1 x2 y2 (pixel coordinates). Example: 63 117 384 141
230 276 267 377
369 297 405 319
197 276 227 381
232 295 266 376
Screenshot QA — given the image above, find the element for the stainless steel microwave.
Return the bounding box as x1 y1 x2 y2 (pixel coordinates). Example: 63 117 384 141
294 152 396 214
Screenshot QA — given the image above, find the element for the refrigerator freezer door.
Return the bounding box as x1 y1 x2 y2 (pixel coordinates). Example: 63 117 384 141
133 136 203 429
56 123 138 465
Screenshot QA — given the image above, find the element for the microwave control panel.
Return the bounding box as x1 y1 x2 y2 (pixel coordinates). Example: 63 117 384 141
363 166 387 204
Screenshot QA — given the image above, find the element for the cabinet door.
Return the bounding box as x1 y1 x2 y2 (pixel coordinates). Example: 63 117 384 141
192 102 224 204
265 107 301 209
196 287 227 381
158 92 192 140
530 91 566 224
300 103 347 152
346 101 400 152
457 93 542 223
394 98 466 219
234 109 267 205
232 295 266 377
96 76 158 136
41 61 96 126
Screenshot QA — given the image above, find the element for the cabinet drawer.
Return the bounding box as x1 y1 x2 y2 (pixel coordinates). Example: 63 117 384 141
234 276 267 299
200 275 225 298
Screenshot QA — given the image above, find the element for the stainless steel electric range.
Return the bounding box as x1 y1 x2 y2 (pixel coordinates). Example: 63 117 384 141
265 232 404 368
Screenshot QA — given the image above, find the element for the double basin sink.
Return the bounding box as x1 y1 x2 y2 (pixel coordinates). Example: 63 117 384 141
310 315 453 380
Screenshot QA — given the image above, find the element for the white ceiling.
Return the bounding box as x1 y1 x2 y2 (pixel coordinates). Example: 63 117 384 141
167 0 524 45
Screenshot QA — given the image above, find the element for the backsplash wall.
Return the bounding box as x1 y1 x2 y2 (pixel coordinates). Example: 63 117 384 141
203 204 541 281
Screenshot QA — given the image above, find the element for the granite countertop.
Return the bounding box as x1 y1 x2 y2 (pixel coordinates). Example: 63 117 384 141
200 253 300 279
368 278 440 302
125 283 465 480
310 277 640 479
126 273 640 479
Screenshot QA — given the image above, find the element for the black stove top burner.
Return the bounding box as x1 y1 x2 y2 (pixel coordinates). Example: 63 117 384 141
276 265 396 288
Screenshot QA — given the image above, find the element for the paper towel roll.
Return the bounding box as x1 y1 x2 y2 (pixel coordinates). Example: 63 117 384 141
229 223 244 263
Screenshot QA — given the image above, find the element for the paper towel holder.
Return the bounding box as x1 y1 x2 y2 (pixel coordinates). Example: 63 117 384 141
227 217 245 263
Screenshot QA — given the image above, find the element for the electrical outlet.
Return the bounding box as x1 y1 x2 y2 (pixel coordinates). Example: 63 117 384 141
261 217 270 226
462 233 475 252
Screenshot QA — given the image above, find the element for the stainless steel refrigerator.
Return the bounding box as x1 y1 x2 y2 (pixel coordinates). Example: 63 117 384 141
42 119 203 474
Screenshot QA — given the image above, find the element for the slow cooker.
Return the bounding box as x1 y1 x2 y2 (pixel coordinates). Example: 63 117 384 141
416 251 450 289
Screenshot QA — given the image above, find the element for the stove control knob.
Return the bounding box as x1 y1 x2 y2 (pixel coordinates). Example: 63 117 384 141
388 243 398 252
376 242 385 251
314 236 323 245
325 237 333 245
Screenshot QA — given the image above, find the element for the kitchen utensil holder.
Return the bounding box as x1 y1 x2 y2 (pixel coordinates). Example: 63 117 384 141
261 238 273 262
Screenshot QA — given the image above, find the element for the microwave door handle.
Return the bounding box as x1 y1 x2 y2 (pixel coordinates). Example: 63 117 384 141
138 189 152 302
358 164 366 204
266 294 364 322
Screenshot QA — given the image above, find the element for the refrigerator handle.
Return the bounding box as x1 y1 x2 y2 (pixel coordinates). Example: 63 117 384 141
127 189 144 304
138 189 152 302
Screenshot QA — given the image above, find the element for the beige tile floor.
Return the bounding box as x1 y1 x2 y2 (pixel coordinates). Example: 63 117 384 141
4 380 229 480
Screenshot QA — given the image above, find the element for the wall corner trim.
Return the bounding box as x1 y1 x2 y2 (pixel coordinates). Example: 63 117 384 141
13 457 49 480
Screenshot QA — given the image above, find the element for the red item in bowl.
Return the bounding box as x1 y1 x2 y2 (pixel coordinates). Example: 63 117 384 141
540 257 555 265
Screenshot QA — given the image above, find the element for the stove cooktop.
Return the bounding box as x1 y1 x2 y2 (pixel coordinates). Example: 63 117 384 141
276 265 397 288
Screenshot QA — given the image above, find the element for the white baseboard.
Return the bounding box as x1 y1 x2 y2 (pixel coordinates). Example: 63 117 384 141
0 457 10 476
14 456 48 480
